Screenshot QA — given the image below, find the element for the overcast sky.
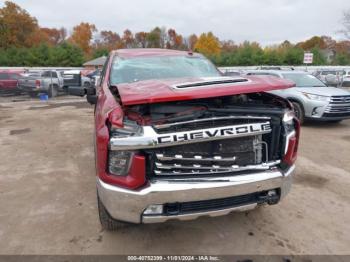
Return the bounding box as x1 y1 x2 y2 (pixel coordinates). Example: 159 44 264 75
4 0 350 45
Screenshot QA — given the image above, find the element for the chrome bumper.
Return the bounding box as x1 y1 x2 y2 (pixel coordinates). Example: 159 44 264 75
97 166 294 224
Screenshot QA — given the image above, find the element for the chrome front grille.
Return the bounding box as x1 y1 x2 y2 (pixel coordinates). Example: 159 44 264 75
154 160 280 176
324 95 350 115
148 135 278 176
329 95 350 104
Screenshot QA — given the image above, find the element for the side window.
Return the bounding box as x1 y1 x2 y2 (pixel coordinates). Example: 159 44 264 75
99 56 109 86
41 71 50 77
51 72 58 78
9 73 20 80
0 73 8 79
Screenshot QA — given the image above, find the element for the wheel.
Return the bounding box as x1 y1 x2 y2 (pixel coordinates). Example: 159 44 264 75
83 81 91 88
48 85 58 98
97 194 129 231
291 102 304 124
29 92 37 98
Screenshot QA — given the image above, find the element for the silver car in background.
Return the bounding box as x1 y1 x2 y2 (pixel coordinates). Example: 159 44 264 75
246 70 350 123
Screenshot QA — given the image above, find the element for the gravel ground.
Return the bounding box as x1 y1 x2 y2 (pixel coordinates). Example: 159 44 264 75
0 96 349 255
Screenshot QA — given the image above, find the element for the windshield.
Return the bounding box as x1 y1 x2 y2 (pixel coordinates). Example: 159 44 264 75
282 73 326 87
110 55 221 85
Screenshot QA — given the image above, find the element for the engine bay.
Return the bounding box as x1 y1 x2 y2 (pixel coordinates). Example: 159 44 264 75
122 92 290 126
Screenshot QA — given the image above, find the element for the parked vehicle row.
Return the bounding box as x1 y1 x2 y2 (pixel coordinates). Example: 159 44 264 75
17 70 64 98
0 69 99 98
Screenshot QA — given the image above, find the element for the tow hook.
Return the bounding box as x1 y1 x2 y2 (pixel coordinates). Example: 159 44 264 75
258 189 280 205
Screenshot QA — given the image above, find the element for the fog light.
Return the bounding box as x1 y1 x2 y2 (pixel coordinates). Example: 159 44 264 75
144 204 163 215
312 107 321 116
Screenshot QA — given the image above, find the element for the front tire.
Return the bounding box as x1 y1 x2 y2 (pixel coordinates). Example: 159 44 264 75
291 102 304 124
83 81 91 88
97 194 129 231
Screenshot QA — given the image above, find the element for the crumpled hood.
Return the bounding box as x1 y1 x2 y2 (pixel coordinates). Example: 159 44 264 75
116 76 295 105
293 86 350 96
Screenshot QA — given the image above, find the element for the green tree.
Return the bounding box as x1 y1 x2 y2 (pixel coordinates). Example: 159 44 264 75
92 48 109 59
146 27 161 48
283 47 303 65
234 41 264 65
310 47 327 65
334 53 350 65
263 48 282 65
49 42 84 66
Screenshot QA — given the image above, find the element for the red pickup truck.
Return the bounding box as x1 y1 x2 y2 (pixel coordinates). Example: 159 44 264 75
0 71 22 95
72 49 299 230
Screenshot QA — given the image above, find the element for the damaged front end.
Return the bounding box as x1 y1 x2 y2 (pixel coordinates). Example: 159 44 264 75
94 50 299 225
105 92 299 186
96 91 299 223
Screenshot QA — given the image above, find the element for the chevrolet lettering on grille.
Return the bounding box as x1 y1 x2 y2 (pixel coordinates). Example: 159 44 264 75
157 122 271 144
109 122 272 151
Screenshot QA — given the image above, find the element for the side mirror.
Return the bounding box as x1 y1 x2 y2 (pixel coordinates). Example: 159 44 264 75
67 86 85 97
94 76 101 87
86 86 97 104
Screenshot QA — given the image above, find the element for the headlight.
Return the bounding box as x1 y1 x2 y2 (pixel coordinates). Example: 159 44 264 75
108 151 133 176
283 111 296 154
108 120 141 176
283 110 295 123
302 93 330 102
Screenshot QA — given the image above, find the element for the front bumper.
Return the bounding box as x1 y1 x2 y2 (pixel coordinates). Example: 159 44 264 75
97 165 295 224
304 100 350 121
0 87 20 94
18 85 47 93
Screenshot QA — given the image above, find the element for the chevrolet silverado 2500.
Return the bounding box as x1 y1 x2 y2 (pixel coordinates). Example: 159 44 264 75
76 49 299 230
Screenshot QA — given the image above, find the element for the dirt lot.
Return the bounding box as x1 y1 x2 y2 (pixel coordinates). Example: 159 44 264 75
0 96 349 255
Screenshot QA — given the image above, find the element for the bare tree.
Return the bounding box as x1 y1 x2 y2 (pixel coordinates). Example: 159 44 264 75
340 10 350 39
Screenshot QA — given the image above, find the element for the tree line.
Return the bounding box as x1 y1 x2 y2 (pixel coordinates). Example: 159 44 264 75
1 1 350 67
